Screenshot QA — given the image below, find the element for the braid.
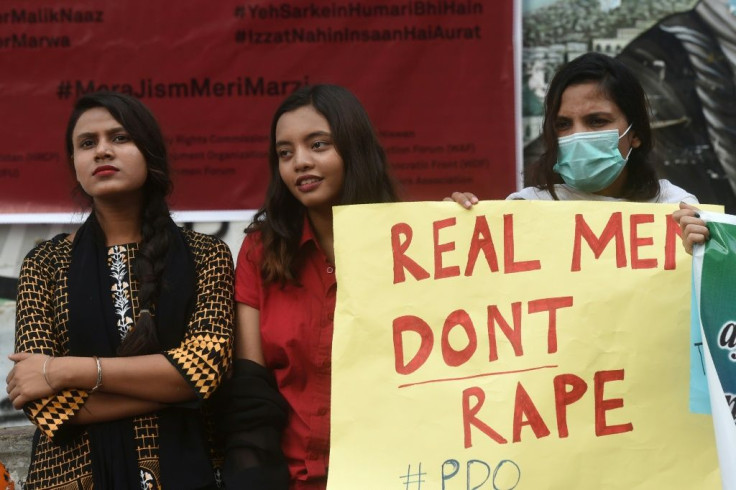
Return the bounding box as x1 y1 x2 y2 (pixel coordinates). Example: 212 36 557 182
118 194 171 356
64 91 175 356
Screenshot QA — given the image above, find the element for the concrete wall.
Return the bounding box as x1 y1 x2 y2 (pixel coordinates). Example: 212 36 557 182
0 425 34 488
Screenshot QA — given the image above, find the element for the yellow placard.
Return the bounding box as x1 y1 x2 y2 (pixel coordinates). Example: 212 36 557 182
328 200 720 490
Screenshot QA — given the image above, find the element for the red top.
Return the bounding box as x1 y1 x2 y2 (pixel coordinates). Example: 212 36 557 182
235 219 336 490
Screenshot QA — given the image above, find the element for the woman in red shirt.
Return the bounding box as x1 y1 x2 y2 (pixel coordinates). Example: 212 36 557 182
223 84 398 489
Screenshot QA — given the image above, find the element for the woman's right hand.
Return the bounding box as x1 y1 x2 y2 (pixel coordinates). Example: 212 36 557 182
443 191 479 210
672 202 709 255
6 352 57 409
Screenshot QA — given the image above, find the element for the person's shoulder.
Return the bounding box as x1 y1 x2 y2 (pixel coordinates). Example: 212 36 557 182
22 233 71 265
180 228 233 261
505 186 554 201
241 230 262 247
235 231 264 265
656 179 699 204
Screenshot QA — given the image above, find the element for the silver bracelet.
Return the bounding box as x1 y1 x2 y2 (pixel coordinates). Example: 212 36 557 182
42 355 58 392
90 356 103 393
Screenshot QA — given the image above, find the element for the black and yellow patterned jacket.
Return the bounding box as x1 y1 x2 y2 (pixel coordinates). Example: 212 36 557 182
14 229 234 489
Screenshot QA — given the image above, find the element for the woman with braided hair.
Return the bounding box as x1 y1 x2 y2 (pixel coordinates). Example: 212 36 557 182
5 92 234 489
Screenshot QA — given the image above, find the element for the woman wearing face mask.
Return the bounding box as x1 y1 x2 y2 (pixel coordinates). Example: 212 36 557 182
449 52 698 207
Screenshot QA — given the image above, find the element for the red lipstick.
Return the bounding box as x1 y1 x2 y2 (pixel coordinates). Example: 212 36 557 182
93 165 119 176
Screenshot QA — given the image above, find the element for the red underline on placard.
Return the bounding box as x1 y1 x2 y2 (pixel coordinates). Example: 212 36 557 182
397 364 559 389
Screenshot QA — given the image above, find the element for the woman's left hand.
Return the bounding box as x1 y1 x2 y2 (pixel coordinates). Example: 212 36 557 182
443 191 479 209
6 352 58 409
672 202 709 255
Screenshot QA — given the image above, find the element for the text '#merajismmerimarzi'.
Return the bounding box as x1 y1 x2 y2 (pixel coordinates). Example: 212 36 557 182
63 76 310 99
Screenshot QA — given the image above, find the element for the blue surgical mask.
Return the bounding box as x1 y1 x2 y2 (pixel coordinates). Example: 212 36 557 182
553 125 633 193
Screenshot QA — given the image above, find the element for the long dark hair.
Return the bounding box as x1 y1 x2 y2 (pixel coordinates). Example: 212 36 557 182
248 84 398 285
529 52 659 201
66 91 172 356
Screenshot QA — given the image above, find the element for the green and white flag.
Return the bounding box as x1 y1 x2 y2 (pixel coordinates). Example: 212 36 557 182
693 211 736 490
